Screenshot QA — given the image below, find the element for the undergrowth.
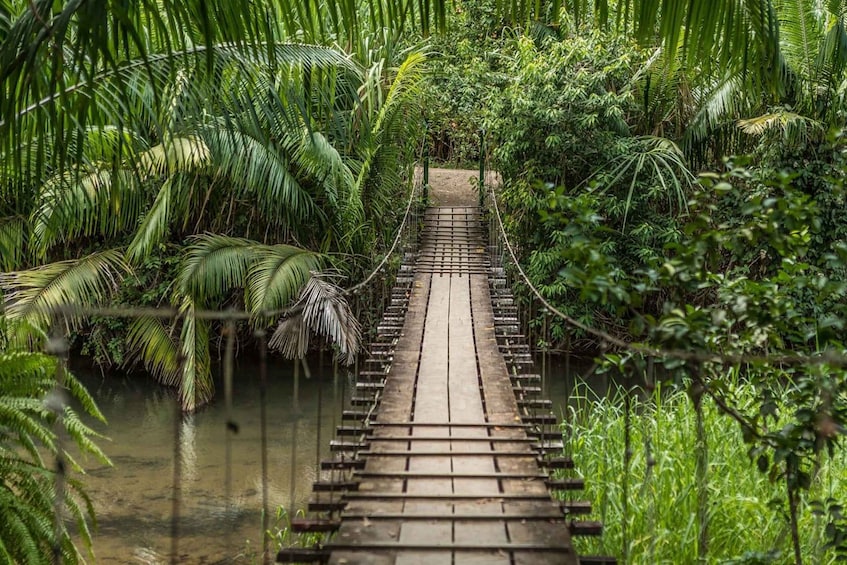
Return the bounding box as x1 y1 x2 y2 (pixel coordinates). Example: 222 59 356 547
562 380 847 564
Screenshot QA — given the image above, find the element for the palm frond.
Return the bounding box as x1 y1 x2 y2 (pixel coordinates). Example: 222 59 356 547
0 250 129 344
29 167 143 258
138 136 211 177
177 234 257 304
683 70 756 160
354 51 426 247
738 107 823 140
125 316 182 388
199 123 318 229
126 176 183 265
777 0 822 84
0 216 26 271
246 245 323 316
593 136 694 229
269 275 361 364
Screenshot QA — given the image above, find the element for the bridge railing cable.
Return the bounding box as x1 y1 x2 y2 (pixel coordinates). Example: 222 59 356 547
487 181 847 369
483 160 847 564
344 164 422 298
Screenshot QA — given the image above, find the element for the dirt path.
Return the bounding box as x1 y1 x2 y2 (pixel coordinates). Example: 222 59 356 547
425 167 480 206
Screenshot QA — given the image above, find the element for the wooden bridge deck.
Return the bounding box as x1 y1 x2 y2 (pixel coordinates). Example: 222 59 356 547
322 207 579 564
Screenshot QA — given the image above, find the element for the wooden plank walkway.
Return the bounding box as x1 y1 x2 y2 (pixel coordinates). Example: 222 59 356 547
322 207 579 564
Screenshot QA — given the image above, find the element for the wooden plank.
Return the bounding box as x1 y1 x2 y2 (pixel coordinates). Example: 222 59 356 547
393 272 452 565
324 207 580 565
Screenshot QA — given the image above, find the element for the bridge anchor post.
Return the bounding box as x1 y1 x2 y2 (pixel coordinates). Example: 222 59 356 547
478 128 486 207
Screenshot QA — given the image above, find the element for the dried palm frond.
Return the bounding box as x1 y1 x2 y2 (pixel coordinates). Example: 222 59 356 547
270 275 361 365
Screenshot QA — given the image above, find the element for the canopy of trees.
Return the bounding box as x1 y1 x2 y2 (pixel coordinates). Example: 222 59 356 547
2 0 847 562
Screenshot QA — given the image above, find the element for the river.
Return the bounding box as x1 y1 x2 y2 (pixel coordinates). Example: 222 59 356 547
73 353 603 563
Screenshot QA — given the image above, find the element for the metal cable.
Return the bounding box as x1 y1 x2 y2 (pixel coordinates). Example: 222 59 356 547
487 182 847 368
169 356 184 564
257 331 271 565
222 319 236 554
344 171 421 297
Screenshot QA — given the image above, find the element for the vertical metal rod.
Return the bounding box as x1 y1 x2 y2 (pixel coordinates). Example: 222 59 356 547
489 212 494 259
331 357 339 489
170 415 182 564
257 331 271 565
223 318 236 552
382 274 388 320
564 332 571 414
478 129 485 208
316 356 324 471
170 354 184 565
541 313 548 398
289 417 298 515
423 147 430 204
333 357 339 390
623 363 632 563
354 344 359 378
47 332 68 565
646 356 657 565
691 363 709 563
293 357 300 413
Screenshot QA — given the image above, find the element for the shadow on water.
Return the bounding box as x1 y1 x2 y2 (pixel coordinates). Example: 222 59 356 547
544 353 616 413
72 354 353 564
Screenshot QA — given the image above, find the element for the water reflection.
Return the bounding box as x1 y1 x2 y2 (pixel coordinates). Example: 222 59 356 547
545 353 611 412
74 357 349 564
73 352 602 563
179 415 197 483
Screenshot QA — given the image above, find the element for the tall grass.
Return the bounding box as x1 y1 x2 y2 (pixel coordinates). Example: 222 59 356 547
562 380 847 564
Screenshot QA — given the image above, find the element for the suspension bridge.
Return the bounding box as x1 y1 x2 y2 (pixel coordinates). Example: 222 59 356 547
276 171 615 564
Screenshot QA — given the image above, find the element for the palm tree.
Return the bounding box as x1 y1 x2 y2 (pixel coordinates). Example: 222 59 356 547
270 274 362 412
683 0 847 168
0 1 428 411
128 234 324 412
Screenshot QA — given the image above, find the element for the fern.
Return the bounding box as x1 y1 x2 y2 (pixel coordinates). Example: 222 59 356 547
0 349 110 563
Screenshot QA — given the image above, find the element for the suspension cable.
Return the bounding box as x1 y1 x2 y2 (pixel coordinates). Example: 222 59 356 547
343 152 423 297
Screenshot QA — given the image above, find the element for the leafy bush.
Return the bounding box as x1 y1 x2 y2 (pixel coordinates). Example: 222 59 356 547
422 0 510 165
490 31 641 187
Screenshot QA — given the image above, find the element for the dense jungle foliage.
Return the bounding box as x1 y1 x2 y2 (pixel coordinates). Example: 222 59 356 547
2 0 847 562
422 1 847 562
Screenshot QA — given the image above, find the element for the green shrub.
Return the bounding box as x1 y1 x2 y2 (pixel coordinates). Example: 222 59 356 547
490 31 641 187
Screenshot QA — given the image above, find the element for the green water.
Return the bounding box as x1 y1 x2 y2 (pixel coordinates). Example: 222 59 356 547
74 352 600 563
75 357 348 564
